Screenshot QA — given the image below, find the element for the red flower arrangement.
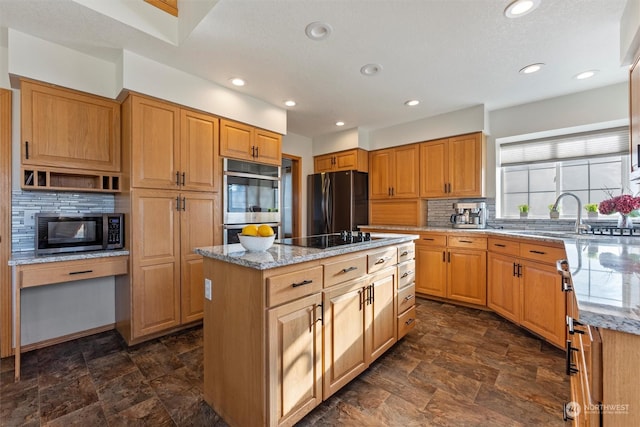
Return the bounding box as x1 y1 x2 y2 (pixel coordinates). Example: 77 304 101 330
598 194 640 215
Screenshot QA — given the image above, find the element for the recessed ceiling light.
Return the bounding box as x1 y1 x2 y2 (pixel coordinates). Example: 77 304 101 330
504 0 541 18
360 63 383 76
335 121 345 127
305 22 333 41
284 100 296 107
574 70 598 80
519 63 544 74
404 100 420 107
230 78 245 87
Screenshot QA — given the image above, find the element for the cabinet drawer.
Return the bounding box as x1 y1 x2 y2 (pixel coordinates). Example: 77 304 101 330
397 283 416 315
488 237 519 256
267 266 323 307
519 242 566 264
398 260 415 289
448 235 487 250
367 247 398 274
19 256 129 288
397 243 415 262
323 255 367 288
415 233 446 246
398 305 417 339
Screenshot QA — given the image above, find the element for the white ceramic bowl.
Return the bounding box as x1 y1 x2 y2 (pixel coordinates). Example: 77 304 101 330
238 234 275 252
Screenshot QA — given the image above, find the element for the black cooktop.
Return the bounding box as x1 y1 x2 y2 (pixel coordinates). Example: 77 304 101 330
278 231 379 249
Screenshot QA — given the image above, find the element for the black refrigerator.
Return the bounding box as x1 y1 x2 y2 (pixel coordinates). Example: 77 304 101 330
307 171 368 235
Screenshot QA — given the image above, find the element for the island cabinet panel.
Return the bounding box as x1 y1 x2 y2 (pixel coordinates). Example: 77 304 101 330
268 293 323 427
267 266 323 307
323 278 369 399
368 267 397 361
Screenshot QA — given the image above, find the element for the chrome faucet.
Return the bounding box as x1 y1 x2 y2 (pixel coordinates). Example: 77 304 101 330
551 192 592 234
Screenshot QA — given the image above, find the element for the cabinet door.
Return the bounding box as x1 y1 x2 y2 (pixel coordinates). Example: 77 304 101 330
323 278 368 398
419 138 448 197
369 149 394 199
180 109 219 192
131 190 181 339
447 249 487 305
180 192 218 323
334 149 360 171
520 259 566 348
21 79 121 172
255 129 282 166
220 119 253 161
392 144 419 198
415 244 447 297
367 268 397 362
267 293 323 427
314 153 335 173
487 253 520 323
131 96 180 189
448 133 483 197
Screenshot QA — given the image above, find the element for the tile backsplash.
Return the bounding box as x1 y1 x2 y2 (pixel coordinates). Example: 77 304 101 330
12 190 115 252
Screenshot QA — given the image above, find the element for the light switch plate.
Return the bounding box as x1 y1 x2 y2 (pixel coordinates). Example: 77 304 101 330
204 278 212 300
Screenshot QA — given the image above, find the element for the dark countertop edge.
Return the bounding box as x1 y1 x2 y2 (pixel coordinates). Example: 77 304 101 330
194 235 420 270
9 249 130 266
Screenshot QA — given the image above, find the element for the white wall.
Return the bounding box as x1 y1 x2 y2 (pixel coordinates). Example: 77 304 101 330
282 132 314 234
312 128 360 156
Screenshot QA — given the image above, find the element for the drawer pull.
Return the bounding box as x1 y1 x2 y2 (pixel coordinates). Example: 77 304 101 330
400 250 409 256
566 316 584 335
375 257 390 265
403 294 414 302
529 250 547 255
400 270 414 279
422 237 434 241
405 318 415 326
341 266 358 273
494 243 506 248
292 279 313 288
459 240 473 243
69 269 93 275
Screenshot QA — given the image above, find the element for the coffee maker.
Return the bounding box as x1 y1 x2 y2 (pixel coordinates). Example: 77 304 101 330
450 202 487 229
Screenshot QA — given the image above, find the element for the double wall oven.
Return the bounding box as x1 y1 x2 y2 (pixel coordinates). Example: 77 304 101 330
223 159 280 244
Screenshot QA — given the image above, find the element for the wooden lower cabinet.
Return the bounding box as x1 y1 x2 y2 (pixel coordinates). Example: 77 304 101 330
268 293 323 427
447 248 486 305
415 243 447 297
487 252 520 323
117 189 217 343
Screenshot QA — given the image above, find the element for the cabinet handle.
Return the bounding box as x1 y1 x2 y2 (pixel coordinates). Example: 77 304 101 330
25 141 29 159
459 240 473 244
403 294 414 302
182 197 186 211
359 288 364 310
565 340 579 376
368 284 375 304
375 257 390 265
401 272 409 278
391 187 395 196
400 251 409 256
448 183 452 193
292 279 313 288
69 269 93 275
443 183 447 193
405 318 415 326
388 187 392 196
341 266 358 273
176 196 181 211
494 243 506 248
529 250 547 255
422 237 434 241
176 171 180 186
447 252 451 263
442 251 446 262
517 264 522 277
512 262 518 277
181 172 186 186
566 316 584 335
313 303 324 329
255 146 259 157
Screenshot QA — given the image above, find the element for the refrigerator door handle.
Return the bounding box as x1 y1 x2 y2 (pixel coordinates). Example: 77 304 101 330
326 175 333 233
321 174 330 234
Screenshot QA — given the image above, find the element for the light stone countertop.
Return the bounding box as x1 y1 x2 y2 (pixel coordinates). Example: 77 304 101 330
9 249 130 266
360 225 640 336
194 234 419 271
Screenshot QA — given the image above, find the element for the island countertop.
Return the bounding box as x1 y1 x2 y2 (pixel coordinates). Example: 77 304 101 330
360 224 640 336
194 233 419 270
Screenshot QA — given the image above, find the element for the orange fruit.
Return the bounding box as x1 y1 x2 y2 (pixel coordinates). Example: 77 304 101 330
257 224 275 237
241 225 259 236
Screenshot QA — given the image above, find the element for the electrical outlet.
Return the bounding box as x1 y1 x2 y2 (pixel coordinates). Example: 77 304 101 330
23 210 38 226
204 278 212 300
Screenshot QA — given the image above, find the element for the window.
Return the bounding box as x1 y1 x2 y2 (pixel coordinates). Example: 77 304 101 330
498 127 629 218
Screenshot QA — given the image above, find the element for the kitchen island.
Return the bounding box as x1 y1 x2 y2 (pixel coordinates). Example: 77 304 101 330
194 233 418 427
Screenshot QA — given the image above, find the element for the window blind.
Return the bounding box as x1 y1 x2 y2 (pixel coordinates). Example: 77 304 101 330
499 127 629 167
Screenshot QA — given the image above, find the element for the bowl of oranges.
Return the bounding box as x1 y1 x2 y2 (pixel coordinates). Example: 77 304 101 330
238 224 276 252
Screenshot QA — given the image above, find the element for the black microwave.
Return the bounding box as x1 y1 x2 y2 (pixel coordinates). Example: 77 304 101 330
35 213 124 256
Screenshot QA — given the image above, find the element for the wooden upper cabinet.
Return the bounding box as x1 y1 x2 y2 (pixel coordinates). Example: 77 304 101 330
220 119 282 166
314 148 368 173
369 144 419 199
420 132 485 198
144 0 178 16
21 79 121 172
125 94 219 192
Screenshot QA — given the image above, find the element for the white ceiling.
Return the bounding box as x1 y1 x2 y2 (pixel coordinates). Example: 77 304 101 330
0 0 630 138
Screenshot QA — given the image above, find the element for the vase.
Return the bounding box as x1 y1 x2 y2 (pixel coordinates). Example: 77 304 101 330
618 213 633 229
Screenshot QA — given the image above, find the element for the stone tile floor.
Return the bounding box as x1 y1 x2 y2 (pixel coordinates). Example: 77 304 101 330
1 298 569 426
